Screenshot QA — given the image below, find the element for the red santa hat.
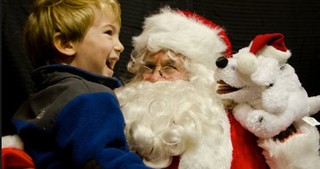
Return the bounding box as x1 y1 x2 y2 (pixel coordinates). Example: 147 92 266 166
2 135 35 169
238 33 291 74
132 7 232 71
178 10 232 58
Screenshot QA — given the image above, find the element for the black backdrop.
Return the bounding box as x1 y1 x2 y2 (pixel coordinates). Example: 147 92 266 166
2 0 320 135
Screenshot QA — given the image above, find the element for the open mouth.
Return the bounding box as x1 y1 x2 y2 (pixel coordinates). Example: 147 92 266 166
106 60 115 70
216 80 242 94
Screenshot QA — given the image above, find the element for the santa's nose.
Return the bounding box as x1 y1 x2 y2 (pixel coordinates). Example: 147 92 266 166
216 57 228 68
148 72 163 82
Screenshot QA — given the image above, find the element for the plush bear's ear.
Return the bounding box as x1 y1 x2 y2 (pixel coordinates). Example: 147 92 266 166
250 57 280 86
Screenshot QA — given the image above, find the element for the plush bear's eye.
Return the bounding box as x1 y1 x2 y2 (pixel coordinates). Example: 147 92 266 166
280 65 286 70
231 66 236 70
266 83 274 88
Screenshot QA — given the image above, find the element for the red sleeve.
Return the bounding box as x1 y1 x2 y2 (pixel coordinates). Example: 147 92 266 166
2 147 35 169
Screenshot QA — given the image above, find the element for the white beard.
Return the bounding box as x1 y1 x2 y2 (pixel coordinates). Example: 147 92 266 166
115 80 233 169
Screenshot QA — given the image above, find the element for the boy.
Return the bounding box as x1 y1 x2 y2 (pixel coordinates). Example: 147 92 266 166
11 0 151 168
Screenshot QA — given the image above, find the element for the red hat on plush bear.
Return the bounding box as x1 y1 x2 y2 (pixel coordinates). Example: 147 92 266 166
238 33 291 74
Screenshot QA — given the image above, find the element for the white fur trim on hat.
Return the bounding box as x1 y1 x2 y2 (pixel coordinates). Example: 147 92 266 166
2 135 24 149
132 7 228 70
258 45 291 64
247 33 292 64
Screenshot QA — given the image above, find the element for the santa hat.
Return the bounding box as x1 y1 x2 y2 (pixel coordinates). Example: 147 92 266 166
238 33 291 74
2 135 35 169
132 7 232 71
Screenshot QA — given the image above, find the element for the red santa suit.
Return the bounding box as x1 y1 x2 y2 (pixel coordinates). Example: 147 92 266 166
165 114 268 169
2 135 35 169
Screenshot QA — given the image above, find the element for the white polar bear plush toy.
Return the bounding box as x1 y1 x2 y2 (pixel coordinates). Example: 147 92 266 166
214 33 320 169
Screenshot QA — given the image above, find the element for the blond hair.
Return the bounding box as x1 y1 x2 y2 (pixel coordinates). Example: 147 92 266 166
24 0 121 68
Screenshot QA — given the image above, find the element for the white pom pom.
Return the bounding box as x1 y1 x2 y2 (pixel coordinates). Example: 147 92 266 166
1 135 24 149
237 53 257 75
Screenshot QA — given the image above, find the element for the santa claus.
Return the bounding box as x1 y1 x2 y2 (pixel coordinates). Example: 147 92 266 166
115 7 268 169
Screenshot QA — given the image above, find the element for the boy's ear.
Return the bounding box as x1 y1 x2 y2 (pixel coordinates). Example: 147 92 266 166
53 33 76 56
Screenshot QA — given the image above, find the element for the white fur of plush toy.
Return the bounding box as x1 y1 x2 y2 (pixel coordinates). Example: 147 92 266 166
214 33 320 169
258 119 320 169
222 52 320 138
215 34 320 138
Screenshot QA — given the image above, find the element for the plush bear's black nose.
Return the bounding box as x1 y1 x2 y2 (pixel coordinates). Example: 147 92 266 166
216 56 228 68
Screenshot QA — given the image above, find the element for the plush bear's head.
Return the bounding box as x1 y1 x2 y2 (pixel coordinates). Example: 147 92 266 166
215 51 285 105
214 33 317 138
215 33 292 103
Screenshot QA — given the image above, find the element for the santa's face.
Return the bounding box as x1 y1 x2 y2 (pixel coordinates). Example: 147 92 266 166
140 51 188 82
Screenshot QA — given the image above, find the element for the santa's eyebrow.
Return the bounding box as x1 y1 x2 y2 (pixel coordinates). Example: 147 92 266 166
144 61 156 66
162 59 179 66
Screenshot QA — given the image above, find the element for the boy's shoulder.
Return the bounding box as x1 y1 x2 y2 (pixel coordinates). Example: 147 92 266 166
13 66 119 129
61 74 115 94
32 64 121 94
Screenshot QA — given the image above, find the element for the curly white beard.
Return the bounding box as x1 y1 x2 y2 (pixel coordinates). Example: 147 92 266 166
115 80 233 169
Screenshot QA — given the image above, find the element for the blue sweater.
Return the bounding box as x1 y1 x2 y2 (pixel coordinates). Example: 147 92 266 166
13 64 151 169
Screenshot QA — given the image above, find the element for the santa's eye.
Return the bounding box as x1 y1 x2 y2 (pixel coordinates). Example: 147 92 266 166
142 65 154 73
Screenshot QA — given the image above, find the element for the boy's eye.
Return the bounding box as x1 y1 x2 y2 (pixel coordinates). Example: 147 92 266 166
104 30 113 35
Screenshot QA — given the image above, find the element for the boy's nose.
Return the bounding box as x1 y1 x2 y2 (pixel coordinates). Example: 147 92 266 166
115 39 124 53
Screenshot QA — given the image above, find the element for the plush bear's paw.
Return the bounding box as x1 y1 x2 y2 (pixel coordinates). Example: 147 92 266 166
247 111 267 131
246 110 282 138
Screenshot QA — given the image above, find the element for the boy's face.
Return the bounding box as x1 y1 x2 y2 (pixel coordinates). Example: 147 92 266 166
71 7 124 77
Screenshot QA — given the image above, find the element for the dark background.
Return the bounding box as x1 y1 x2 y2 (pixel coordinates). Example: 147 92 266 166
2 0 320 135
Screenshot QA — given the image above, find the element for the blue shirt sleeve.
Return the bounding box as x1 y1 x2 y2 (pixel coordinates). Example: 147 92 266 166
54 92 151 169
